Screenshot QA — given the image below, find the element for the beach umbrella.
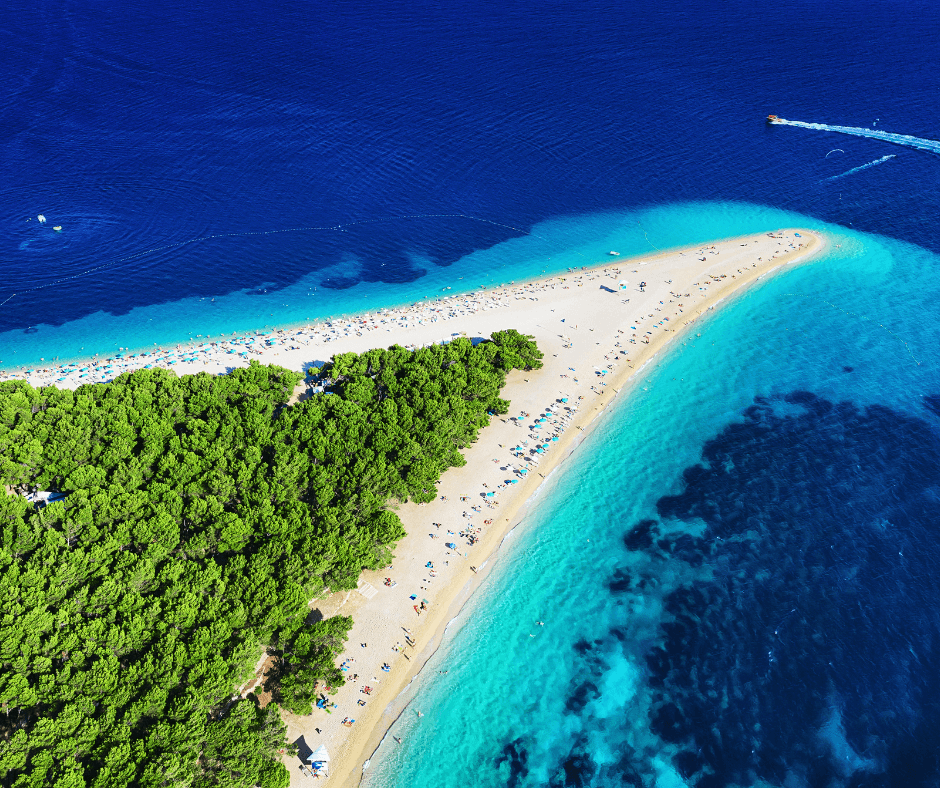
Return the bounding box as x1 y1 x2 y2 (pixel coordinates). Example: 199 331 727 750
552 436 559 441
308 745 330 763
308 744 330 774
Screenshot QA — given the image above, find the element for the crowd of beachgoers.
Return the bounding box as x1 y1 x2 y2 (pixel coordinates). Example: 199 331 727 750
1 232 811 394
283 388 588 778
0 295 502 388
0 270 638 390
235 361 598 781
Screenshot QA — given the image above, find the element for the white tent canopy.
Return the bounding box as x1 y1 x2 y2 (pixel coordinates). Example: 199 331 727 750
308 745 330 763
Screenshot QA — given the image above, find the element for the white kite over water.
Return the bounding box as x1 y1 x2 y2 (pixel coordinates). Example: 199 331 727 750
768 116 940 156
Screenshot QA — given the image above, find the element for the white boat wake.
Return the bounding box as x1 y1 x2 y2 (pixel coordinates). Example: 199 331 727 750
770 117 940 156
824 154 896 182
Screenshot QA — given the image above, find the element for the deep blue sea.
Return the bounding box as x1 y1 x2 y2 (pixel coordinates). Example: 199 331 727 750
4 1 940 785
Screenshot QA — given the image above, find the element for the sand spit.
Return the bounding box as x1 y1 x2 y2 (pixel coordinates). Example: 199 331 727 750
270 229 824 786
2 228 824 786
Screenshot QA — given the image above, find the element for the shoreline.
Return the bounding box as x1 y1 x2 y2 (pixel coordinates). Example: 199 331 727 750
0 229 815 386
269 228 825 787
0 227 825 785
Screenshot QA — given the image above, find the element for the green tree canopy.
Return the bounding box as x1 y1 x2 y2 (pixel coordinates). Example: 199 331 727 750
0 330 542 787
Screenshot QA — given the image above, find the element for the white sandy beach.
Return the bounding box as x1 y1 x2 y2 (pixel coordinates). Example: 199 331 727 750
3 228 824 786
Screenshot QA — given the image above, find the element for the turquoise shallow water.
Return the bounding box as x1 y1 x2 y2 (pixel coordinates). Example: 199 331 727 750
0 201 840 369
359 205 940 787
9 2 940 783
9 197 940 785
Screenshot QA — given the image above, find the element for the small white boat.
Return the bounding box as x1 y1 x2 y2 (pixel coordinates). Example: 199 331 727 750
37 214 46 223
608 251 620 256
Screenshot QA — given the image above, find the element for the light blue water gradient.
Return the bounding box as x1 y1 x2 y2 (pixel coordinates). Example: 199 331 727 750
1 201 837 368
360 208 939 787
